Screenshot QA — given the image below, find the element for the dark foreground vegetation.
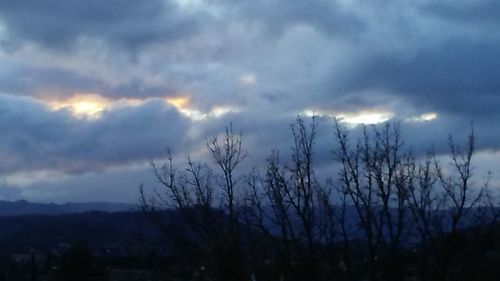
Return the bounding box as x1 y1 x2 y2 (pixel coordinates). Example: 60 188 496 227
2 118 500 281
139 118 500 281
0 211 170 281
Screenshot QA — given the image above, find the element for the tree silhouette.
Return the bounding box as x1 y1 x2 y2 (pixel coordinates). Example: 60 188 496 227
140 117 499 281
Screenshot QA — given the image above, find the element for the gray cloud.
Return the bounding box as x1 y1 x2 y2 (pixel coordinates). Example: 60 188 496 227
218 0 365 38
4 168 156 203
423 0 500 24
0 66 175 100
0 0 201 51
340 37 500 119
0 94 191 175
0 0 499 202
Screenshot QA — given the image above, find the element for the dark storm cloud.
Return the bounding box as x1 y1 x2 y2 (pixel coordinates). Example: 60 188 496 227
0 67 109 97
341 37 500 118
221 0 365 37
0 61 184 101
0 0 200 50
423 0 500 24
0 95 191 175
0 0 499 202
8 167 157 203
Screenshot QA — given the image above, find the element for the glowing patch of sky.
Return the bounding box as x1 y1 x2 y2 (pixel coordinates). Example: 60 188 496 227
45 94 145 119
406 112 438 123
165 95 239 121
239 74 257 86
174 0 223 17
301 108 394 126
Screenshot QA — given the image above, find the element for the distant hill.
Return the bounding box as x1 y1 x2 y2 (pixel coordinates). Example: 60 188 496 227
0 211 163 254
0 200 134 216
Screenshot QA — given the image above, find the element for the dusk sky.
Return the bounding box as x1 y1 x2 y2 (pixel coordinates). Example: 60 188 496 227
0 0 499 203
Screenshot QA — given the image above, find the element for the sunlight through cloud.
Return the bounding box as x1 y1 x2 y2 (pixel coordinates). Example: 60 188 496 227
239 74 257 86
337 111 394 125
48 94 109 119
45 94 145 119
405 112 438 123
165 96 238 121
301 108 393 127
165 96 190 109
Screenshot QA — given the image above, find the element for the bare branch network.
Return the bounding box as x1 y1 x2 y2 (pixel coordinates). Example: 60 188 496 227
141 117 499 281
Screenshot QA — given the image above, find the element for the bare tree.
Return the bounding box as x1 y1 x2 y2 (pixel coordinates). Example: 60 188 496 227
334 121 428 281
429 128 493 281
243 117 327 281
140 124 248 281
140 119 498 281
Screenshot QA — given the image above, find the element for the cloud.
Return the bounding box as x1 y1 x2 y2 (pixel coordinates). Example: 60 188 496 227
0 0 499 202
423 0 500 24
217 0 365 38
0 0 201 51
343 38 500 116
0 94 190 175
0 65 174 101
0 167 156 203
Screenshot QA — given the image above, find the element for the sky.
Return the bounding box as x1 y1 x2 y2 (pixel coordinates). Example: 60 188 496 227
0 0 499 203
